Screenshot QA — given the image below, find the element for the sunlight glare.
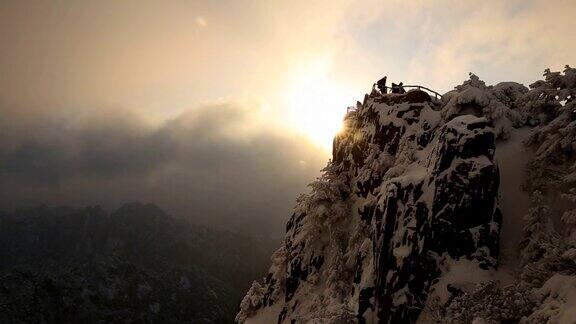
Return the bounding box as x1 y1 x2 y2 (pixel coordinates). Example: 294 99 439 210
285 56 355 151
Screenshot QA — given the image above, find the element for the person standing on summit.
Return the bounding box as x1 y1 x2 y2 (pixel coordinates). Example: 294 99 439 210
391 82 406 94
376 76 387 94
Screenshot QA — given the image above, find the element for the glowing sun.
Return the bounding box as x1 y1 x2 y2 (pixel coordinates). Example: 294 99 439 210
285 56 357 151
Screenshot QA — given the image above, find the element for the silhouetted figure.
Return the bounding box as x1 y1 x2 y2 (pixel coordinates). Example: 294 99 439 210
391 82 406 94
398 82 406 94
376 76 387 94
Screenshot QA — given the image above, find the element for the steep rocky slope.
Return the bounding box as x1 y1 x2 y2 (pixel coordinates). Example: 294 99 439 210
238 67 576 323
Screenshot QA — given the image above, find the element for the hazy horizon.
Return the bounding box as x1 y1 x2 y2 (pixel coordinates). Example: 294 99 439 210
1 0 574 234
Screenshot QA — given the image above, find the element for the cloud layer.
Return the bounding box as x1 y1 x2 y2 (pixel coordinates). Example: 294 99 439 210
0 0 574 235
0 101 327 235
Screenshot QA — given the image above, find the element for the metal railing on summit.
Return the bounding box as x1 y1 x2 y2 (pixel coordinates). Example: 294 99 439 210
346 83 443 118
382 85 443 100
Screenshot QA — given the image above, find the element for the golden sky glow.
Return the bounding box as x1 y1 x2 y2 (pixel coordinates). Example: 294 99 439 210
0 0 575 230
1 0 575 153
284 56 356 150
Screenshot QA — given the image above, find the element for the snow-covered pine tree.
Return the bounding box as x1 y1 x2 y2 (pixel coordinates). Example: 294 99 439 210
561 188 576 242
518 190 570 286
519 190 553 266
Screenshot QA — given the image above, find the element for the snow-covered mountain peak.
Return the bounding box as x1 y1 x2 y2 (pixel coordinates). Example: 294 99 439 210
238 67 576 323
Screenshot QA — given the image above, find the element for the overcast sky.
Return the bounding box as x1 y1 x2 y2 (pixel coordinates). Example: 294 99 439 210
0 0 574 234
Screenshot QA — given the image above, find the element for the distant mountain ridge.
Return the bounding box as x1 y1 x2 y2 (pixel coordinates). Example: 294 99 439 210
0 203 275 323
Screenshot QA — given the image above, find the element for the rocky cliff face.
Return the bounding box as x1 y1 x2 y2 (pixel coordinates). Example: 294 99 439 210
239 67 576 324
237 84 505 323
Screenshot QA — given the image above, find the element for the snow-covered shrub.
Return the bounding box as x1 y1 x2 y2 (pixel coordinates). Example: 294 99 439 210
443 281 536 324
492 82 529 111
523 66 576 190
518 65 576 125
441 73 526 139
237 282 266 322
